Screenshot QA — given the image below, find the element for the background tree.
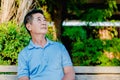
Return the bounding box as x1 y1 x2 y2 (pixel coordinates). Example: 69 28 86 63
0 0 33 24
0 0 118 40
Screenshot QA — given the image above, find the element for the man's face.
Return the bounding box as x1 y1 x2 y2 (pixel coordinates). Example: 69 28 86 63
27 13 48 35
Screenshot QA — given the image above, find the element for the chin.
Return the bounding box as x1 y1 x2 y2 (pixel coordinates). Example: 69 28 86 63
41 31 47 34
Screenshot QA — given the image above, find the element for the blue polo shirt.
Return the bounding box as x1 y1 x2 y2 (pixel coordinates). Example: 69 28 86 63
17 39 73 80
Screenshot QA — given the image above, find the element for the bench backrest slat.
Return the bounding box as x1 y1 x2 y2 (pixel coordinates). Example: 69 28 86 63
1 66 120 73
74 66 120 73
0 66 17 72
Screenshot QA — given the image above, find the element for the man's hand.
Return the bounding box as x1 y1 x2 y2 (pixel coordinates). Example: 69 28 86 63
19 76 29 80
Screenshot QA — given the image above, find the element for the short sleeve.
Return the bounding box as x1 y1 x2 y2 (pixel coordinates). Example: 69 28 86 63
17 51 29 78
61 44 73 67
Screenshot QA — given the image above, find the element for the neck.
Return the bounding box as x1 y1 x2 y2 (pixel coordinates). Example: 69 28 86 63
32 34 47 48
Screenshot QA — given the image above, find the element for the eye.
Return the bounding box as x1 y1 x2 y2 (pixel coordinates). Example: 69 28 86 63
37 18 41 21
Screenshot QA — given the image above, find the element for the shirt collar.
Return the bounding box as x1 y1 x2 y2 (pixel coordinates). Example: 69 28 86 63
28 38 54 49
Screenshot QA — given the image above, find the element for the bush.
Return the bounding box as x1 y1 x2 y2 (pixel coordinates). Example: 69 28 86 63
0 22 31 65
62 26 120 66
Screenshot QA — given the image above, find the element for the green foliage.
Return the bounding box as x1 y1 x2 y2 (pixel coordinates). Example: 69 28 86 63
81 8 106 21
62 26 87 41
80 0 118 22
63 27 120 66
105 0 118 17
104 38 120 53
46 27 55 40
98 54 120 66
0 22 31 65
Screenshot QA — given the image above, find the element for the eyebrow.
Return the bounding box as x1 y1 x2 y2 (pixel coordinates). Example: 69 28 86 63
34 17 45 19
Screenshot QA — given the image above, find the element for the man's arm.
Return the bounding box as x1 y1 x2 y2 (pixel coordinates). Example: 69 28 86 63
62 66 75 80
18 53 29 80
18 76 29 80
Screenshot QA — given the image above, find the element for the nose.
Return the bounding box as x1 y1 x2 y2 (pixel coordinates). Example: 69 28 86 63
41 20 47 25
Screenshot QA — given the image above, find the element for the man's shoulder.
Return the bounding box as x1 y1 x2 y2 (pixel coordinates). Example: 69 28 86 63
51 41 63 46
19 45 29 55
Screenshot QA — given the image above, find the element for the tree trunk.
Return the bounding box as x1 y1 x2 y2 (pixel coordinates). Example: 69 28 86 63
53 14 62 41
16 0 33 25
0 0 33 24
0 0 16 23
50 0 67 41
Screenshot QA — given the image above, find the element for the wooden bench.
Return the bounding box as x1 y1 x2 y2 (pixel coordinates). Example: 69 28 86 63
0 66 120 80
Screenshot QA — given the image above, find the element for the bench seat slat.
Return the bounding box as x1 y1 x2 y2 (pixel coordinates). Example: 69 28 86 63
0 75 17 80
75 75 120 80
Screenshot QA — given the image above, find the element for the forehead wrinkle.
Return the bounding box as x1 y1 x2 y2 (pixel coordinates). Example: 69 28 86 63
34 16 45 19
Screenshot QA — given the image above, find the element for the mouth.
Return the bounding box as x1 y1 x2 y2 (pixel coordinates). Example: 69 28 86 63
40 26 47 29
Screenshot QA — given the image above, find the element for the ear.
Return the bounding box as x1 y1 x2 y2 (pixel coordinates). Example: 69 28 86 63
26 23 32 31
